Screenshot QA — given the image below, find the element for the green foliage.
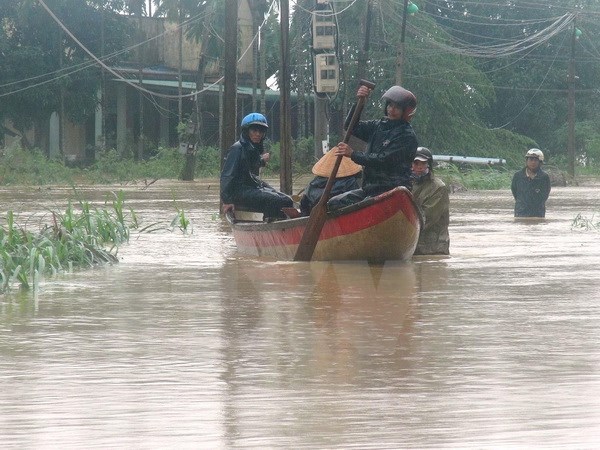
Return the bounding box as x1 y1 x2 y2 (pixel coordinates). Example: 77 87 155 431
194 146 221 177
571 213 600 231
170 205 192 234
426 0 600 162
436 164 513 190
0 193 134 292
551 120 600 167
262 137 315 177
6 0 600 178
0 1 131 133
293 137 317 173
0 188 195 292
0 145 77 185
426 126 538 169
0 144 225 185
91 146 221 182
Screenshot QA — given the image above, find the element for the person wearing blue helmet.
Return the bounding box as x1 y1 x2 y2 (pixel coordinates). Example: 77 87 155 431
221 113 293 220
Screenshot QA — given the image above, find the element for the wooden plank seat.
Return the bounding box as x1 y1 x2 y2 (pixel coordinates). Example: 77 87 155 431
233 206 265 222
232 205 302 222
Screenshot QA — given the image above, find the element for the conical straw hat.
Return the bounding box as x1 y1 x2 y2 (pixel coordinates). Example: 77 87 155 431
311 147 362 178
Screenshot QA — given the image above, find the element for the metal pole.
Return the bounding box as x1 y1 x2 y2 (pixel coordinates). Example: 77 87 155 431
357 0 373 81
221 0 238 167
395 0 410 85
178 1 183 123
279 0 292 194
567 19 577 178
313 95 328 160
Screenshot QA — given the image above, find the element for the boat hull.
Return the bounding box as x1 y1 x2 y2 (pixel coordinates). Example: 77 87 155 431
227 187 421 261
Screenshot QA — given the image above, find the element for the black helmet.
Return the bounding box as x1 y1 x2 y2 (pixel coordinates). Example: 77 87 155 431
381 86 417 121
414 147 433 170
414 147 432 162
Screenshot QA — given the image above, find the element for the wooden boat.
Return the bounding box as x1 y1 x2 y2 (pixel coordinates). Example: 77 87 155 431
225 186 422 262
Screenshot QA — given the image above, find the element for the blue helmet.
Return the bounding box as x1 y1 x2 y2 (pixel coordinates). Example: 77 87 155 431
241 113 268 129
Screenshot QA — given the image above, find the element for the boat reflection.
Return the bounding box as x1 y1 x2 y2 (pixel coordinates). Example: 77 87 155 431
219 259 418 381
305 261 418 382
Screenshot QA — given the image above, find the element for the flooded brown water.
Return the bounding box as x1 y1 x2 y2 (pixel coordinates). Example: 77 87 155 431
1 180 600 448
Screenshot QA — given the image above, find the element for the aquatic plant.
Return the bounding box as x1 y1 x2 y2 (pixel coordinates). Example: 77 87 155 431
0 192 136 293
571 213 600 231
0 189 196 293
169 196 192 234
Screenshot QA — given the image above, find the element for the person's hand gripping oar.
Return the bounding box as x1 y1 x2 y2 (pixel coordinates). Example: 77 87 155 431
293 79 375 262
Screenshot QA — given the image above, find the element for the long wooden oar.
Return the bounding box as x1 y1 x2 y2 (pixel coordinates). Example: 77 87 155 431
294 79 375 261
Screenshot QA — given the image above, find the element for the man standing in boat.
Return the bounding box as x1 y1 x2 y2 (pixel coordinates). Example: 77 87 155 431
511 148 551 218
220 113 293 220
327 84 419 211
411 147 450 255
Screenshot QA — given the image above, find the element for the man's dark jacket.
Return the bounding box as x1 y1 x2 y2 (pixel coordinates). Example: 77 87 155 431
220 134 265 204
511 168 551 217
346 106 418 193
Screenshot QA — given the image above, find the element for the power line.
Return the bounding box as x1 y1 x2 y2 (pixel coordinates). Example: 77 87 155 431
4 0 277 101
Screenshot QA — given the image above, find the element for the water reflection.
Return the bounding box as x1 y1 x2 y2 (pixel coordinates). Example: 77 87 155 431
218 259 420 447
221 261 417 359
2 183 600 447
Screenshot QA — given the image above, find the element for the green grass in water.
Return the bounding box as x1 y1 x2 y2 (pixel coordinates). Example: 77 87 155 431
0 192 135 292
571 213 600 231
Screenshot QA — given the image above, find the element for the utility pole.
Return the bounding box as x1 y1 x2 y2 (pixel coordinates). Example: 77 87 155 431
58 28 65 159
357 0 373 81
100 6 106 153
280 0 293 194
221 0 238 172
314 97 328 159
177 0 183 123
138 11 144 161
312 0 338 160
567 19 577 178
395 0 410 85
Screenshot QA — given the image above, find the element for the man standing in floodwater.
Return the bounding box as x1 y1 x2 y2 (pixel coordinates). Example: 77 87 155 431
511 148 551 218
411 147 450 255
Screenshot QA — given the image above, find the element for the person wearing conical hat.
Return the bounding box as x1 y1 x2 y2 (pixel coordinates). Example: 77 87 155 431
299 149 362 216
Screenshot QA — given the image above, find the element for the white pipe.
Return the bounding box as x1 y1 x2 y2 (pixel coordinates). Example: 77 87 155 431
433 155 506 166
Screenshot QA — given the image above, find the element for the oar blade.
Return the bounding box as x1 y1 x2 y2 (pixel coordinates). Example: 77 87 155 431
293 202 328 261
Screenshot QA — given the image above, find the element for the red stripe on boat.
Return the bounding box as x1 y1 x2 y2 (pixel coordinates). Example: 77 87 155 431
232 188 418 249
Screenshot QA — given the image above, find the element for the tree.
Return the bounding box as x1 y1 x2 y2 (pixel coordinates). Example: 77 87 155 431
423 0 600 162
0 0 130 152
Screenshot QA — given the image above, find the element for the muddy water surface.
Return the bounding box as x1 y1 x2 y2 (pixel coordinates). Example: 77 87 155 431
1 181 600 448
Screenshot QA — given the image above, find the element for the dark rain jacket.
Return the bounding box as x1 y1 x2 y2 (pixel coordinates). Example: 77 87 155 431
346 104 418 193
220 134 265 204
412 173 450 255
511 168 551 217
300 175 361 216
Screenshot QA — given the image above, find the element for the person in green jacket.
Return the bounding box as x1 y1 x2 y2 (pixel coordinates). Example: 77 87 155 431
411 147 450 255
